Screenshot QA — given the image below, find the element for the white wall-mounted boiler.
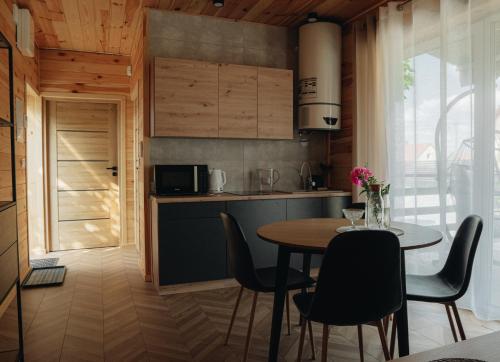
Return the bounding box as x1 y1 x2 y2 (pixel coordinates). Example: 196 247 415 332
298 22 341 130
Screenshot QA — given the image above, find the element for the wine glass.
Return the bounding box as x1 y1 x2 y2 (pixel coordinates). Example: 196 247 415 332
342 208 365 230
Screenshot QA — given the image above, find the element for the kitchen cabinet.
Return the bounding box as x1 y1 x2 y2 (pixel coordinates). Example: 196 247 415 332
257 67 293 140
152 57 294 140
153 195 352 288
218 64 258 138
227 199 286 269
286 198 324 269
153 58 219 138
323 196 351 218
157 202 227 285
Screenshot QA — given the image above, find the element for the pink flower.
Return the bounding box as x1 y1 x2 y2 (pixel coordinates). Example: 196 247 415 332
350 167 373 186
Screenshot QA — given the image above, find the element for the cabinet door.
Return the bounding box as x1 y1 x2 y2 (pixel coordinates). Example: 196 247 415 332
154 57 219 137
286 198 324 269
227 200 286 269
287 198 323 220
323 196 351 218
157 218 227 285
219 64 257 138
257 67 293 140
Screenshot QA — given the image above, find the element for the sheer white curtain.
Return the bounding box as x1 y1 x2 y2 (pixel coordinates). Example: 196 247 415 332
354 15 385 182
381 0 500 319
354 3 403 200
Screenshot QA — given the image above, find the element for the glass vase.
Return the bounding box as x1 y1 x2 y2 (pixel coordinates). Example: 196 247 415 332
366 184 385 229
383 194 391 229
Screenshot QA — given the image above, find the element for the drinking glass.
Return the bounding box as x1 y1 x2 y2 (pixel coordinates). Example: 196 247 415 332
342 208 365 230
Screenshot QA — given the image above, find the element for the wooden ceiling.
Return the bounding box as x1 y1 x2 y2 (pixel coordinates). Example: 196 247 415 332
16 0 383 55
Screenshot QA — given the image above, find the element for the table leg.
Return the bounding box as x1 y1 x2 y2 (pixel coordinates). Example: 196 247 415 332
268 246 291 362
395 250 409 357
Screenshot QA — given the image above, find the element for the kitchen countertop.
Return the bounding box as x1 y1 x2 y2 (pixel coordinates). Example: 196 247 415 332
151 190 352 204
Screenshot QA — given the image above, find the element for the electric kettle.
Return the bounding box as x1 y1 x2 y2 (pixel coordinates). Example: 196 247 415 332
209 169 227 193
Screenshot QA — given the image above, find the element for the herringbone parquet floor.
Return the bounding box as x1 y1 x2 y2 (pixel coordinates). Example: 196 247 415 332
2 246 500 361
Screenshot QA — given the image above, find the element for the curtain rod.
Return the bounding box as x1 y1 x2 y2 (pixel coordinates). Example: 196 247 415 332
343 0 413 25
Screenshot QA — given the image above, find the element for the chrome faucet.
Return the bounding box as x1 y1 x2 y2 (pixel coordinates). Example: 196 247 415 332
299 161 313 190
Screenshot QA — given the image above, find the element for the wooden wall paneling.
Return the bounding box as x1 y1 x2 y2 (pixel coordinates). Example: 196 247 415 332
39 49 131 95
0 0 40 285
0 50 9 121
257 67 293 140
17 0 144 55
218 63 258 139
0 128 13 202
125 97 135 245
153 57 219 138
15 0 384 56
130 9 147 278
327 24 354 191
145 0 385 27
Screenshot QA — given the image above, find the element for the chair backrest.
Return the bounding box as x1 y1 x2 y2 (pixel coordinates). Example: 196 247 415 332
439 215 483 298
306 230 402 325
220 212 262 290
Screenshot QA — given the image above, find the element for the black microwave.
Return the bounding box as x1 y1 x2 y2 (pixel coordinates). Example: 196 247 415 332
153 165 209 196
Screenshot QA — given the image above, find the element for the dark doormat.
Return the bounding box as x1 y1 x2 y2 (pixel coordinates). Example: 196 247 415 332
23 266 66 288
30 257 59 269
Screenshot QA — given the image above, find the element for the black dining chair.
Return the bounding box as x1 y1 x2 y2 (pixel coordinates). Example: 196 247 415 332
293 230 403 362
388 215 483 354
220 212 316 361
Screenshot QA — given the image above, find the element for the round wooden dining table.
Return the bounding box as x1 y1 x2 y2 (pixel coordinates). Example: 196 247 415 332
257 218 443 362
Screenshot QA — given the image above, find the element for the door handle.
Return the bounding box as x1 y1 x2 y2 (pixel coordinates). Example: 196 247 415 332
107 166 118 176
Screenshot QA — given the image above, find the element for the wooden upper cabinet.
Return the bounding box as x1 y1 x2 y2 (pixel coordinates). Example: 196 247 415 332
154 58 219 138
218 64 258 139
152 57 293 139
257 67 293 140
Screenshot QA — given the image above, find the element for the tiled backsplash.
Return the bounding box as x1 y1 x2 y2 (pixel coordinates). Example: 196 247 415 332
148 10 327 191
150 136 327 192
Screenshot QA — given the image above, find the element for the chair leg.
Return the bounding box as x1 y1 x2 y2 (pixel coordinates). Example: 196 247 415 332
321 324 329 362
450 301 466 341
308 320 316 360
243 292 259 362
286 291 291 336
297 319 307 361
376 320 391 361
225 286 244 345
445 303 459 342
390 315 397 359
383 316 390 336
357 325 364 362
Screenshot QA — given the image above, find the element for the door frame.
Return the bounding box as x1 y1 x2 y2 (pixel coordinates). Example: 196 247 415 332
41 92 128 250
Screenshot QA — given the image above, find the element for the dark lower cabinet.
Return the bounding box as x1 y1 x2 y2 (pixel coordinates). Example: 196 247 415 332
323 196 351 218
155 196 351 286
286 198 324 269
227 200 286 269
158 203 227 285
